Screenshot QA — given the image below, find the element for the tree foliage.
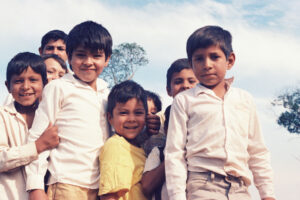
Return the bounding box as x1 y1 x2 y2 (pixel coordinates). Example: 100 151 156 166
272 88 300 134
100 42 149 88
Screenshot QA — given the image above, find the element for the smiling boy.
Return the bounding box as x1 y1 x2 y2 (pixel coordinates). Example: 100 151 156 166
26 21 112 200
99 80 148 200
165 26 275 200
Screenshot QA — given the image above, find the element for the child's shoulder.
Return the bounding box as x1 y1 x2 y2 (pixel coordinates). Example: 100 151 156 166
230 87 255 103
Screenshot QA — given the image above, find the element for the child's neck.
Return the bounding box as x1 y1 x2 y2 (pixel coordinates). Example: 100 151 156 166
14 101 38 129
115 132 140 147
202 80 228 99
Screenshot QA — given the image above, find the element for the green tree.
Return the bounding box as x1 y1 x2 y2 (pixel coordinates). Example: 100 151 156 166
272 88 300 134
100 42 149 88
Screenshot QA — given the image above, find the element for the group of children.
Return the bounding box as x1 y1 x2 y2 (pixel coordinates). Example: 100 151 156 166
0 20 276 200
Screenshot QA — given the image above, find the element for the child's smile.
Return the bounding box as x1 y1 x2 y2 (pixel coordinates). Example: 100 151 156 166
8 67 43 107
108 98 146 140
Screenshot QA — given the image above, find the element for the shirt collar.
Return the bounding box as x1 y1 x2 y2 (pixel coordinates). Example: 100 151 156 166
62 73 108 93
3 101 18 115
193 77 234 96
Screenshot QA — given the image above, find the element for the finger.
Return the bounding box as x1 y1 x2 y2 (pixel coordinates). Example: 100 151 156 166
47 122 52 128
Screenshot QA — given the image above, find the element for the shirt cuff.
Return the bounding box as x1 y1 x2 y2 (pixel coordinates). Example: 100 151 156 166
22 142 38 159
258 184 276 199
26 174 45 191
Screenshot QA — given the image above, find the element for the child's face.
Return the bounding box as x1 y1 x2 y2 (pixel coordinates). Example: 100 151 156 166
108 98 146 140
147 99 157 115
69 47 110 90
167 68 198 97
41 39 68 62
191 45 235 91
7 67 43 107
44 58 66 83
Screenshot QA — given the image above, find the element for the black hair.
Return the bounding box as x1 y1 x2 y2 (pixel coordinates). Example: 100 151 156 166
40 30 67 51
6 52 47 88
166 58 192 90
42 54 68 73
145 90 162 113
107 80 147 116
164 105 171 133
186 25 233 62
66 20 112 61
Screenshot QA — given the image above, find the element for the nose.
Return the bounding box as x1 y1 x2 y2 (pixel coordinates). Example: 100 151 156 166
182 80 192 89
204 58 212 70
127 113 137 122
83 56 93 66
53 48 59 55
22 80 30 90
53 72 59 80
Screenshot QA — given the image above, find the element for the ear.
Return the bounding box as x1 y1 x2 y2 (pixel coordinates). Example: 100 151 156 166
107 112 113 125
104 56 111 67
38 47 43 56
227 52 235 70
5 81 10 93
166 86 172 97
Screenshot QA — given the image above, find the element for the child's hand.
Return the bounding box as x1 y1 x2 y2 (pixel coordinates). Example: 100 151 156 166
29 189 48 200
146 114 160 135
35 122 59 153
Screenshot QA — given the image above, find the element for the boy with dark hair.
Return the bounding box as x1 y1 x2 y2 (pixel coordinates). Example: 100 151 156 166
166 58 198 97
39 29 68 62
26 21 112 200
99 80 148 200
0 52 59 200
165 25 275 200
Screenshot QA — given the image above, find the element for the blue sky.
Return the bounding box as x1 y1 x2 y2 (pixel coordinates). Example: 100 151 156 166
1 0 300 199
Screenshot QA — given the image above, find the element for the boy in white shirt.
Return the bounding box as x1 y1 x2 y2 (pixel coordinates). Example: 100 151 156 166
165 25 275 200
26 20 112 200
0 52 59 200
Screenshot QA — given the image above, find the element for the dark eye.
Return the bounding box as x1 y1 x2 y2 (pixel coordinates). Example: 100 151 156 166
47 70 54 74
211 54 220 60
119 111 128 115
75 53 85 58
30 78 39 82
189 79 197 84
57 47 65 51
135 110 145 116
45 46 54 51
174 79 183 85
14 79 23 84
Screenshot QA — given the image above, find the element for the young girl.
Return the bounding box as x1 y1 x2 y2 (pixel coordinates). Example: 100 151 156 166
0 52 59 200
42 54 68 83
99 80 148 200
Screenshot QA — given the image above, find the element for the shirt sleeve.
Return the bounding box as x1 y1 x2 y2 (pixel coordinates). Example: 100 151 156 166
0 114 38 172
99 139 131 196
247 98 275 199
165 96 188 200
25 83 62 190
143 147 160 173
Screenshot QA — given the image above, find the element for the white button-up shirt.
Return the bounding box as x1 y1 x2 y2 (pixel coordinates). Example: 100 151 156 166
0 102 38 200
165 83 275 200
26 73 109 190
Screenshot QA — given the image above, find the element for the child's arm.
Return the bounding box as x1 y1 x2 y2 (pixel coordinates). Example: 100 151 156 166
0 115 37 172
141 147 165 197
165 96 188 200
28 189 48 200
142 162 165 197
25 83 62 192
0 121 59 173
247 99 276 200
